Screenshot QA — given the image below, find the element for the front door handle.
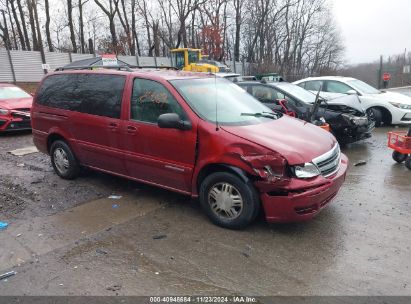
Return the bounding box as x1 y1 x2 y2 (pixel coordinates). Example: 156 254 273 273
126 125 138 135
108 122 119 131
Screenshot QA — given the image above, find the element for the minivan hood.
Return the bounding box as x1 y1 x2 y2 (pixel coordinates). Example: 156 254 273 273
364 91 411 105
221 116 336 165
0 97 32 110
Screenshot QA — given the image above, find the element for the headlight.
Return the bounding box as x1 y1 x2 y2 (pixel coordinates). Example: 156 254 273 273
292 162 320 179
0 108 10 115
342 113 368 126
389 102 411 110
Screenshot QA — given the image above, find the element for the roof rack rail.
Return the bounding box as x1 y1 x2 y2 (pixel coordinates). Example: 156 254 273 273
55 65 133 72
129 65 179 70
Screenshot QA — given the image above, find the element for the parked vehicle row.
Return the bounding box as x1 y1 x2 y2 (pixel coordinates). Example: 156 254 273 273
294 76 411 127
4 58 410 229
236 81 375 145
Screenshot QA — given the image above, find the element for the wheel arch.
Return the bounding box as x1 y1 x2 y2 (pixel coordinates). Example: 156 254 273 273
367 105 392 124
195 163 252 194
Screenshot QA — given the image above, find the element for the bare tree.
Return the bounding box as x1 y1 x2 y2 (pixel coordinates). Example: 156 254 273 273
44 0 53 51
94 0 119 52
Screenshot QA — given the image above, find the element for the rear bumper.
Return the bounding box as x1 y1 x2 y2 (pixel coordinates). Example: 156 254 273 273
259 154 348 223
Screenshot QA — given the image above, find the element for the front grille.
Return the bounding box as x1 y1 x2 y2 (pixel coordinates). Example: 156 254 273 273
312 143 341 177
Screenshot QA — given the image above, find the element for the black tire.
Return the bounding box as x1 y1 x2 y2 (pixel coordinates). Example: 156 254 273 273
199 172 260 229
50 140 80 179
405 156 411 170
366 108 383 127
392 151 408 163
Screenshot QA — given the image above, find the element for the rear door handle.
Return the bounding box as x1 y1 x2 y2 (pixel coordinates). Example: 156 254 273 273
108 122 119 131
126 125 138 135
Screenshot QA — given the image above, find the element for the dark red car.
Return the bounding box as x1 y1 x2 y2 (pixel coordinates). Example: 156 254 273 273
31 69 348 229
0 83 32 132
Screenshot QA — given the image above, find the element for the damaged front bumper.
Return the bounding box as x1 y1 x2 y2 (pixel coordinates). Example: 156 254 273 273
255 153 348 223
333 118 375 144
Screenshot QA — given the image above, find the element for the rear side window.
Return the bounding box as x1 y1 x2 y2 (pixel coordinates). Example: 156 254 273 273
131 78 185 123
36 74 125 118
304 80 323 91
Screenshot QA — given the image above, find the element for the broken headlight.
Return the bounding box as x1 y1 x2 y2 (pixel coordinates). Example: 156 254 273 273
0 109 10 115
341 113 368 126
292 162 320 179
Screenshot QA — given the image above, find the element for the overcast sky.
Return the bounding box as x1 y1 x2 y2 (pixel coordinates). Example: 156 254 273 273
332 0 411 65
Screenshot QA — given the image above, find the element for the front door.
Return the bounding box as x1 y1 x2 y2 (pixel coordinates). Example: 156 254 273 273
122 78 197 194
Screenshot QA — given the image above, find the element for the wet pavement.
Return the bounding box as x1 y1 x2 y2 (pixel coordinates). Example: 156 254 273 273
0 126 410 296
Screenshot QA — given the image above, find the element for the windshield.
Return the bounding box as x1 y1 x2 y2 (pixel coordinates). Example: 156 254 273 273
171 78 279 126
274 83 315 104
0 86 31 99
347 79 380 94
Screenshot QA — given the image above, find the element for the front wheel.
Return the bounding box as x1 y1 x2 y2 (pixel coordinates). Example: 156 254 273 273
50 140 80 179
366 108 383 127
392 151 408 163
405 156 411 170
199 172 260 229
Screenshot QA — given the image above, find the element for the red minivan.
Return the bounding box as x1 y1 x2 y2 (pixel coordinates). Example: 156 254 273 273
31 69 348 229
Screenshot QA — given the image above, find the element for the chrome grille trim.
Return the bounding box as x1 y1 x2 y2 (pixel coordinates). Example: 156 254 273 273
312 143 341 178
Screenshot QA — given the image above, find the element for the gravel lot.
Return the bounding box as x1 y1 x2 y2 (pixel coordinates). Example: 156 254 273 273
0 124 410 296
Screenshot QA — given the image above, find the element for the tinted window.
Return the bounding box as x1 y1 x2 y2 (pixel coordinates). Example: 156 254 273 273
326 81 352 94
76 74 125 118
131 79 185 123
37 74 79 110
304 80 323 91
36 74 125 118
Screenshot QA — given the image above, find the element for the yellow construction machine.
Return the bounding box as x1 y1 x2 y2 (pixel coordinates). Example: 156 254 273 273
170 48 230 73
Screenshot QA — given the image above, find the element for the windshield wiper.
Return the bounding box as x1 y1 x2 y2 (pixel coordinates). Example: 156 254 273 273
240 111 278 119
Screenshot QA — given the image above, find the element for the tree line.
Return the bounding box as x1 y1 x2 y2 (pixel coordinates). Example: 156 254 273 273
0 0 344 78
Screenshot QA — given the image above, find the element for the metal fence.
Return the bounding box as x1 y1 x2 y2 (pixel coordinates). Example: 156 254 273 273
0 48 247 83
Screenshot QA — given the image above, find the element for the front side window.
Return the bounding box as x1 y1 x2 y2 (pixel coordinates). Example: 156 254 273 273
174 52 185 69
251 85 279 103
171 78 279 126
326 81 352 94
131 78 185 123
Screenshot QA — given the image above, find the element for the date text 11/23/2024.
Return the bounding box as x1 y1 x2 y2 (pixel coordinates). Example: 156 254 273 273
149 296 257 303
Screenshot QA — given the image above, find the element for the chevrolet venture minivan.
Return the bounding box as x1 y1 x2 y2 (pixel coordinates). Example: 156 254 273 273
32 68 348 229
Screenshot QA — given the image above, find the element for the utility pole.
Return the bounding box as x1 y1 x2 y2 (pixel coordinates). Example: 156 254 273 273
1 9 16 83
378 55 383 89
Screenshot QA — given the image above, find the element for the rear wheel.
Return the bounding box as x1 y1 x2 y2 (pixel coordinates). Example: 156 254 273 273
392 151 408 163
405 156 411 170
367 107 383 127
199 172 260 229
50 140 80 179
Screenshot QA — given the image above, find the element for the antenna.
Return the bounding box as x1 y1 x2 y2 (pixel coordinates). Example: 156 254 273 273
215 73 219 131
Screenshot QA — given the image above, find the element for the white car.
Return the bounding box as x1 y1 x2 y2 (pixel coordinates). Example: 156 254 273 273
293 76 411 126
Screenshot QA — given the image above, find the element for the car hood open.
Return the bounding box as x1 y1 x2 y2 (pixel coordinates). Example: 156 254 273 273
221 115 336 165
0 97 32 110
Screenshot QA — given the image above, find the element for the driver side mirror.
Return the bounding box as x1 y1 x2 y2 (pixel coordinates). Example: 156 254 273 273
346 89 358 95
158 113 191 130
